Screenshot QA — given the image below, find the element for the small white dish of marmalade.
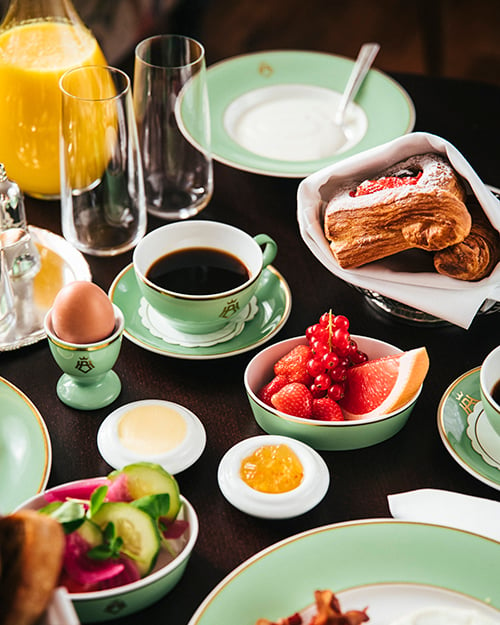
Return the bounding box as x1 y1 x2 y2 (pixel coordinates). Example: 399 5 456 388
217 434 329 518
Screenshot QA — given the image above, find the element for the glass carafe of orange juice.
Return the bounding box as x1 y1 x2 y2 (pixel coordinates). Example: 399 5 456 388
0 0 107 199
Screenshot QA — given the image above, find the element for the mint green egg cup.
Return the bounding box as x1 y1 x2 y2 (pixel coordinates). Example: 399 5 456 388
45 306 124 410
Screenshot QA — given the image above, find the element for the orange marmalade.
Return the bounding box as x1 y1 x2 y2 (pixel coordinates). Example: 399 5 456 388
240 444 304 493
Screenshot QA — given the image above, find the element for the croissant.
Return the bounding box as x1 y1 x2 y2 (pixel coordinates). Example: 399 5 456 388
323 153 471 269
433 202 500 280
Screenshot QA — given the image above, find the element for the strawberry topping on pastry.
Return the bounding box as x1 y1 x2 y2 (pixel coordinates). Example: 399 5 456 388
351 170 423 196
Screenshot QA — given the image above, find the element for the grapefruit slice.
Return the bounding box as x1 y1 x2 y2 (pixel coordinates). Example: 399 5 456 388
339 347 429 420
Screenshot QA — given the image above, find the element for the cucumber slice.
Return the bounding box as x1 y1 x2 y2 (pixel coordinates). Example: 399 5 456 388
109 462 181 523
76 518 103 548
91 502 160 575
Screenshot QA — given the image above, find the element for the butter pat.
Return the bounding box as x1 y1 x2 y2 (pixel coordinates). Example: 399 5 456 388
118 404 187 455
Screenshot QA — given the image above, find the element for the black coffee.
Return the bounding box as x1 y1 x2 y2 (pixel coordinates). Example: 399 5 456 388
146 247 250 295
491 379 500 406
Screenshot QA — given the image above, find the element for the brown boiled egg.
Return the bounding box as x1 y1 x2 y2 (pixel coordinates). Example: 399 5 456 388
50 281 116 344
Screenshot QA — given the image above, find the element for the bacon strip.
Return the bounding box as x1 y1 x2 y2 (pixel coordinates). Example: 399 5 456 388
311 590 369 625
255 590 369 625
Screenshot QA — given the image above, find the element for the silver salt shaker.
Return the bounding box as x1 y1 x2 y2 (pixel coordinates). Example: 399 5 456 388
0 163 40 279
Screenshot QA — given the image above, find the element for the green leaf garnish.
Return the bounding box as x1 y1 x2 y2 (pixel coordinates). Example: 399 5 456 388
87 522 124 560
39 501 86 534
131 493 170 520
88 485 108 517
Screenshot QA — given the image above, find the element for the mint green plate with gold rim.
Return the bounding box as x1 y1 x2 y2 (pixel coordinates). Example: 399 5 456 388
188 520 500 625
202 50 415 178
109 264 291 360
0 377 51 512
438 367 500 491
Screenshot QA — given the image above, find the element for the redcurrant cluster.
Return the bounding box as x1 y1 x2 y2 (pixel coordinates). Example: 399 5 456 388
304 311 367 401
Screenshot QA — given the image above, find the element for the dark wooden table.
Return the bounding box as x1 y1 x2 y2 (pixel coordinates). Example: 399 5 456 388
1 72 500 624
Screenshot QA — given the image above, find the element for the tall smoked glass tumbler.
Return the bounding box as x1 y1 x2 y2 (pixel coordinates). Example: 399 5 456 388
134 35 213 220
60 65 147 256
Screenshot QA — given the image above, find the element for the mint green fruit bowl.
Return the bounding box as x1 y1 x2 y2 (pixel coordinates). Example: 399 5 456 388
244 335 422 451
17 477 198 623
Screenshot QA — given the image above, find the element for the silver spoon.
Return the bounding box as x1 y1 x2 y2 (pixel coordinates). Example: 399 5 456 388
331 42 380 151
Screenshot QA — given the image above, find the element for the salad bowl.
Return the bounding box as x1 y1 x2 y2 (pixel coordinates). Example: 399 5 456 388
17 475 198 623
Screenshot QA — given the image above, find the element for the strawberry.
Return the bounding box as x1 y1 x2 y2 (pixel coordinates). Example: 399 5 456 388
312 397 344 421
271 383 313 418
257 374 288 406
352 171 423 197
274 344 314 385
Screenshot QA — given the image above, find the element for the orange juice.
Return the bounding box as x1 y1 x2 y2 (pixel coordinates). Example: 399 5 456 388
0 20 107 197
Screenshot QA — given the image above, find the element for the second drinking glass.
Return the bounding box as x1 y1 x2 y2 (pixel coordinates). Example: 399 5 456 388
60 65 147 256
134 35 213 220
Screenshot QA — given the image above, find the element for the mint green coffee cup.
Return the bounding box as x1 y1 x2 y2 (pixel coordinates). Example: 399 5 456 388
480 345 500 437
133 220 277 334
44 305 124 410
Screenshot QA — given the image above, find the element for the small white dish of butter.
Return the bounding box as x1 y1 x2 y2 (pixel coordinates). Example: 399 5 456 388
97 399 206 474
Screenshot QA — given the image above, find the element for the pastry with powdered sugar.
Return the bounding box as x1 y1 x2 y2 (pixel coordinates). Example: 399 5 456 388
323 153 471 269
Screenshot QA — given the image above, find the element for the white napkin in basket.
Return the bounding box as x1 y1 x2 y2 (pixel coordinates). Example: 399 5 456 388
388 488 500 542
297 131 500 328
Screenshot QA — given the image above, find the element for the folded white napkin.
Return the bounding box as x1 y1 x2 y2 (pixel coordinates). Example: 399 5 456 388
297 131 500 329
41 588 80 625
388 488 500 543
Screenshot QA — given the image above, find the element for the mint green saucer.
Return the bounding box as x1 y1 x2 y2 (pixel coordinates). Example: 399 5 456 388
198 50 415 177
109 264 291 359
438 367 500 491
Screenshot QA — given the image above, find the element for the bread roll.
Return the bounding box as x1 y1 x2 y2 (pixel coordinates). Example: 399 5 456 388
323 153 471 269
0 510 65 625
433 202 500 280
